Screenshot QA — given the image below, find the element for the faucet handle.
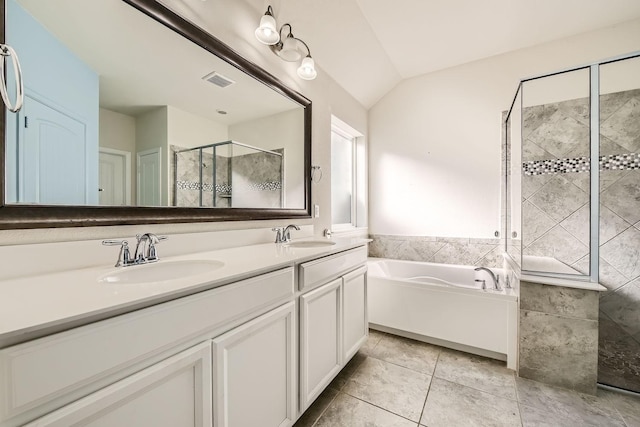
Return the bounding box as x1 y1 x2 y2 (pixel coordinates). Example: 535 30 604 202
147 235 167 261
272 227 284 243
102 239 131 267
475 279 486 290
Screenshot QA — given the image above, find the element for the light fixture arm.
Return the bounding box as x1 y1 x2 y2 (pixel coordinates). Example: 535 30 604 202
279 23 294 40
297 38 312 58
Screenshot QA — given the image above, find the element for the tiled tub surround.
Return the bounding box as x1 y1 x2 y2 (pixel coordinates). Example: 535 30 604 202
519 88 640 393
295 329 640 427
368 235 503 269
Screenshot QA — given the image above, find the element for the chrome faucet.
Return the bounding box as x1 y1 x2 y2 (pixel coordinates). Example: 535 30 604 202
283 224 300 242
134 233 167 263
102 233 167 267
272 224 300 243
474 267 502 291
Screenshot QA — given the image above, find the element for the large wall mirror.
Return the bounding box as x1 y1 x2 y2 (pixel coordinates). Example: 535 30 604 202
0 0 312 229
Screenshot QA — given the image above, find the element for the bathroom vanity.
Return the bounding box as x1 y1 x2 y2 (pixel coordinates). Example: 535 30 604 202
0 238 369 427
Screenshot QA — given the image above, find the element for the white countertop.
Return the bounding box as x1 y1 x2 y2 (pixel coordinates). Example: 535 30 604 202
0 237 370 348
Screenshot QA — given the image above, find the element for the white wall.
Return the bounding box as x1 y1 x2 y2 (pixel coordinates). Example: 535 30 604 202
99 108 137 201
167 106 229 149
369 18 640 239
0 0 367 245
229 109 305 209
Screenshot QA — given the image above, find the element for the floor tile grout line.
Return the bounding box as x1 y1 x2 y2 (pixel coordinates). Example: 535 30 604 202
417 349 441 426
431 373 520 403
367 353 438 377
340 391 424 425
308 389 341 427
515 382 525 427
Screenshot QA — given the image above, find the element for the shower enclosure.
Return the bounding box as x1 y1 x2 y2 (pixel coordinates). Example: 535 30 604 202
173 140 284 208
505 52 640 393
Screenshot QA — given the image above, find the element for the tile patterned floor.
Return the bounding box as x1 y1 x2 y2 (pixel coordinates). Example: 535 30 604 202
294 330 640 427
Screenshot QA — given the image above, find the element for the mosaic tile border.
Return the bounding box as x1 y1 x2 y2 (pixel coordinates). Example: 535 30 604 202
176 181 232 193
246 181 282 191
523 153 640 176
600 153 640 171
176 181 281 192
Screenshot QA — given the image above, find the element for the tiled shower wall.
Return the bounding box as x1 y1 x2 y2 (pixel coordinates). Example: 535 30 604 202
520 89 640 392
230 148 283 208
368 235 503 268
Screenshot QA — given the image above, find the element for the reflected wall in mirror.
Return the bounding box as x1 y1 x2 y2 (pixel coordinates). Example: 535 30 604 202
2 0 310 226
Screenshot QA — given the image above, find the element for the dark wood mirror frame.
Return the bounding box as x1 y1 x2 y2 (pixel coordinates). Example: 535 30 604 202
0 0 312 230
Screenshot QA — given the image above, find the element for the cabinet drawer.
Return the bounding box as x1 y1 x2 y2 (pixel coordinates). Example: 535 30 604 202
299 246 367 292
0 267 294 424
23 342 213 427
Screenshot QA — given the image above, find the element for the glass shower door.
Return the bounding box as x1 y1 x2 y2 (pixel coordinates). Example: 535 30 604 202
520 68 591 277
597 55 640 393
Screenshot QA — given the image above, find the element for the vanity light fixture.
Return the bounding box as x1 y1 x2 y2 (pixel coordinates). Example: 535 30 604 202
255 5 317 80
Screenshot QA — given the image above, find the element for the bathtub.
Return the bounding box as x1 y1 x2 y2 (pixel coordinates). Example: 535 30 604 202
368 258 518 369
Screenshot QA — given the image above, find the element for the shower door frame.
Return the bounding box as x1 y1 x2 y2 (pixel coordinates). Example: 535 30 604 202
505 50 640 283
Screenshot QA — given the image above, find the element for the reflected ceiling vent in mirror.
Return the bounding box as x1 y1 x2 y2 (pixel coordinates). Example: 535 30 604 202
202 71 236 88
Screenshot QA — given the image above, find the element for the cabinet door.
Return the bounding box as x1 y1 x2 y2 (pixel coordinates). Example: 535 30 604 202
212 302 296 427
299 278 342 411
24 342 212 427
343 266 368 361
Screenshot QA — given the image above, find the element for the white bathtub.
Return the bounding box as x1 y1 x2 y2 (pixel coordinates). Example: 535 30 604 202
368 258 518 369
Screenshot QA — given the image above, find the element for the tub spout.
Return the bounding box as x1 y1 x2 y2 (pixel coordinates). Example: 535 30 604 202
474 267 502 291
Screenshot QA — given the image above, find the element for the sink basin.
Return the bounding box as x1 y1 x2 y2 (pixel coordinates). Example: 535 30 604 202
284 240 337 248
99 259 225 284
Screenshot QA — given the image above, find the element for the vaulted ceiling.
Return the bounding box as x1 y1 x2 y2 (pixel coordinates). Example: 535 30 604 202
248 0 640 108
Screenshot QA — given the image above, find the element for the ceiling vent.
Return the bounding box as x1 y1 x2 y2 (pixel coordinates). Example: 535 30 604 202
202 71 236 88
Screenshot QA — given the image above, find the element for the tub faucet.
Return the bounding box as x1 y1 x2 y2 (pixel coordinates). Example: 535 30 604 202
474 267 502 291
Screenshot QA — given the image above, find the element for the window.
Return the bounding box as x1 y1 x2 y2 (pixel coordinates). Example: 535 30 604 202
330 116 365 231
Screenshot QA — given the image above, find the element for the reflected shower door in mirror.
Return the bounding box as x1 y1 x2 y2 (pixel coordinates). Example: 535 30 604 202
173 141 285 208
520 68 591 276
4 0 305 209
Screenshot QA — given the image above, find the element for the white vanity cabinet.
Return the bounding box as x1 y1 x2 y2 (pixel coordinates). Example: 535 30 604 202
299 278 343 410
0 242 370 427
342 265 368 361
212 301 296 427
298 247 368 412
0 268 294 427
23 342 213 427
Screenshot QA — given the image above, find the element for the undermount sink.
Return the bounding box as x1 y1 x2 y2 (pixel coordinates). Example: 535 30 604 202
284 240 337 248
98 259 225 284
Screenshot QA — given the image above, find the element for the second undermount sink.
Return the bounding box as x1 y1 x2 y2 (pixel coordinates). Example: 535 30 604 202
284 240 337 248
98 259 225 284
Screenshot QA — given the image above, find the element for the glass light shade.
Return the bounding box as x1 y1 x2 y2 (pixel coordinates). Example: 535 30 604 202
255 15 279 45
279 36 302 62
297 56 317 80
